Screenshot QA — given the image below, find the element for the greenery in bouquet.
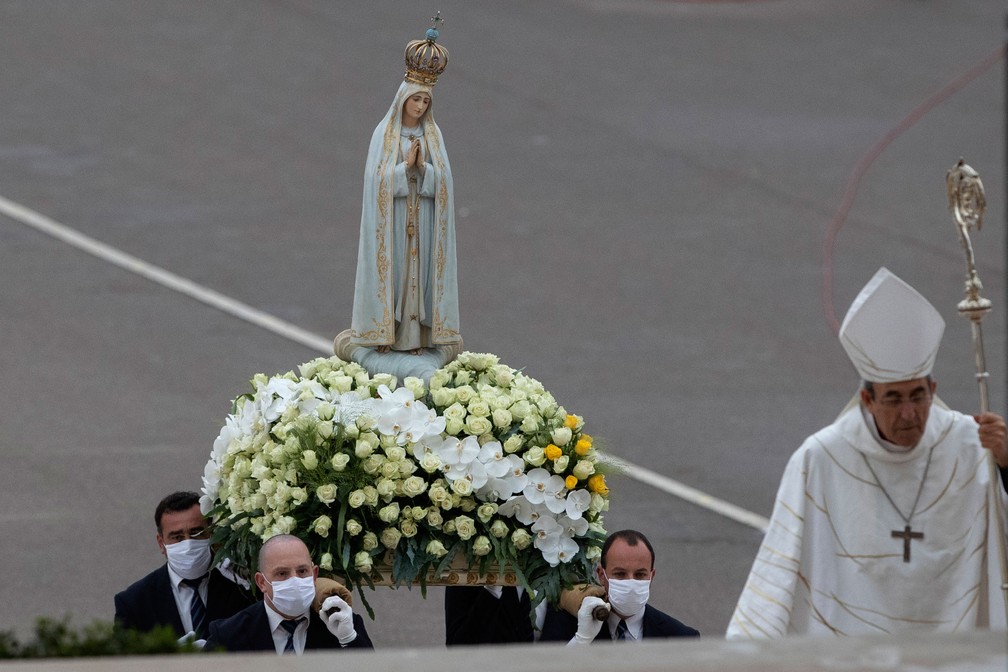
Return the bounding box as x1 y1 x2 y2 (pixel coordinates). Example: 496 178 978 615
201 352 610 617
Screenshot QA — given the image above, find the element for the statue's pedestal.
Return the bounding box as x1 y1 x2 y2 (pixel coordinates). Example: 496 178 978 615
333 329 463 382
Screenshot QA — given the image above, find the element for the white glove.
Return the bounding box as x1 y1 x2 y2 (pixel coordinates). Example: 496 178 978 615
321 595 357 645
176 630 206 649
570 596 607 645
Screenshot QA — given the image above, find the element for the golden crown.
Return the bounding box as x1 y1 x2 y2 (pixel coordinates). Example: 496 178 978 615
404 13 449 86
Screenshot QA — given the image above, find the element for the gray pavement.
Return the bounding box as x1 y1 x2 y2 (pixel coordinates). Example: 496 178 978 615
0 0 1005 647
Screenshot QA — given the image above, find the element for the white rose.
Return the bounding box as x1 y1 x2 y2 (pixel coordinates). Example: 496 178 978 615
313 515 332 537
503 435 524 454
319 552 334 571
331 453 350 471
381 527 402 549
573 459 595 480
399 518 419 538
490 519 509 538
301 450 318 470
476 503 498 523
371 373 396 389
426 539 449 557
552 456 570 473
354 551 373 573
454 386 476 403
451 478 473 496
405 377 426 399
524 447 546 467
345 518 363 536
431 387 455 408
467 400 491 418
376 478 396 500
472 535 492 556
520 415 540 433
491 408 513 429
454 515 477 540
402 476 427 498
362 532 379 551
466 416 493 436
429 370 449 390
348 489 367 508
550 427 572 447
420 452 442 473
363 486 379 507
426 508 444 528
378 503 401 524
316 483 338 505
443 403 467 422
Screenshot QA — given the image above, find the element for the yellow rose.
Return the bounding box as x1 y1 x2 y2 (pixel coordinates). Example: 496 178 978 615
588 474 609 495
575 434 593 456
544 444 563 461
565 475 578 490
564 414 579 430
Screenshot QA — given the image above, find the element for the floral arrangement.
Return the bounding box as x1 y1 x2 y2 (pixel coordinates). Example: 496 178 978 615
200 352 609 616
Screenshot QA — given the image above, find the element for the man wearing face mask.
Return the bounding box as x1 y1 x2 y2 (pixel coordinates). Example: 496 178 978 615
204 534 373 654
540 530 699 643
114 491 253 639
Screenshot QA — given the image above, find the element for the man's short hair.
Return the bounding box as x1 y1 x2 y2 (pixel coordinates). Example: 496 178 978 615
601 529 655 569
154 491 201 532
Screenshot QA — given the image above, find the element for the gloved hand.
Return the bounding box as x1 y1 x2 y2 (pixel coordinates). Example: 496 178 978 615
571 596 608 645
559 583 607 618
176 630 206 649
321 595 357 645
313 577 354 612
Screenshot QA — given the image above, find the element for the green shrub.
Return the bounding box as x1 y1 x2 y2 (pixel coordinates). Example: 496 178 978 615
0 617 201 658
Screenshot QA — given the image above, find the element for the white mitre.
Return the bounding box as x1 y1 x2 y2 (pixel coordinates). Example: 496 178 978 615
838 267 945 383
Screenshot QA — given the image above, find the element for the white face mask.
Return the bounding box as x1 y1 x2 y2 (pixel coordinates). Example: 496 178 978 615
164 538 212 580
604 574 651 618
267 576 316 617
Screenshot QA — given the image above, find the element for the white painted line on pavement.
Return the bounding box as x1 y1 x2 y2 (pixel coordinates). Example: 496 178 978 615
0 194 333 353
601 455 770 532
1 194 770 533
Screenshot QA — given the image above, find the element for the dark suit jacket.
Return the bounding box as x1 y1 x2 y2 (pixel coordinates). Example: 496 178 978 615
444 586 536 645
114 565 253 635
539 603 699 642
204 601 373 653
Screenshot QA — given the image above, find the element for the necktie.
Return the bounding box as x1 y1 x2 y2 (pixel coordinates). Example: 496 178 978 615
280 618 303 654
180 576 208 638
615 619 628 641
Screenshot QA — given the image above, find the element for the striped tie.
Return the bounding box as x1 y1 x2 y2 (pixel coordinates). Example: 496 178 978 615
180 577 208 638
615 619 628 641
280 618 303 654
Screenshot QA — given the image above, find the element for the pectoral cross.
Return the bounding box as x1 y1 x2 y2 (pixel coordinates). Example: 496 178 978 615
891 525 923 562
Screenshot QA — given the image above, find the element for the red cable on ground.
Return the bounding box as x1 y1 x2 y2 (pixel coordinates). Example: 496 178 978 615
821 43 1007 333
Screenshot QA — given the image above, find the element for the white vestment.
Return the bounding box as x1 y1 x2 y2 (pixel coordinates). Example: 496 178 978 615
727 402 1008 638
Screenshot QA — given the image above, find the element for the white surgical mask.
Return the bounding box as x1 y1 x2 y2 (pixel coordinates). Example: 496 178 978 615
267 576 316 617
164 538 212 580
604 573 651 618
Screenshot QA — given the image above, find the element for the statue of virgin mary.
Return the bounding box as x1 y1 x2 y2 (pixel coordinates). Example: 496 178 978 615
349 22 461 357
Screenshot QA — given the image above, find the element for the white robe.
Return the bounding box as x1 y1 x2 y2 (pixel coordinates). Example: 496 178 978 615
727 402 1008 638
350 81 460 349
